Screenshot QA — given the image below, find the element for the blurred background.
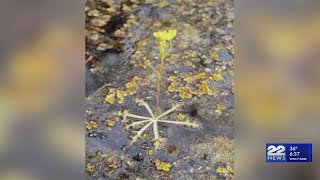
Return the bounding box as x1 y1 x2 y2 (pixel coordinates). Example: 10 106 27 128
0 0 84 179
237 0 320 179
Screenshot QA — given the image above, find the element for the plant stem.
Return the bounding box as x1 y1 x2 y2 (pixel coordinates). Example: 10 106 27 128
156 56 164 115
155 40 172 116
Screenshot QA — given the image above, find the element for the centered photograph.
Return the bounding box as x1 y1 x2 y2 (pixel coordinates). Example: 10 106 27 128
85 0 234 179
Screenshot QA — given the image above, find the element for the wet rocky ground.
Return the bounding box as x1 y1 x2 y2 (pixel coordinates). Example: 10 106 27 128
85 0 234 179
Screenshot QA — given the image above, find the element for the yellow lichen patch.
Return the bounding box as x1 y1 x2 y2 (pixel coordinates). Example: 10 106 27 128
103 153 119 174
166 76 180 93
183 72 208 83
169 53 180 61
166 83 176 93
180 72 190 79
216 165 234 177
197 80 214 95
153 159 172 172
91 19 108 27
114 29 126 38
108 164 118 169
183 60 193 66
213 45 224 51
85 6 90 12
152 138 166 149
145 0 155 3
125 81 138 89
217 104 225 110
125 80 138 95
176 113 187 121
153 22 162 27
86 164 95 172
90 34 101 41
183 72 223 83
102 15 112 22
126 76 150 95
104 119 116 127
87 9 100 17
116 110 127 117
211 73 223 81
130 51 143 64
136 39 147 47
157 1 170 8
106 7 116 13
178 89 193 99
122 4 132 12
137 57 152 68
185 50 197 58
115 90 127 104
86 121 98 130
167 76 177 82
132 76 150 86
167 81 194 99
210 51 220 58
166 71 224 99
104 76 150 104
85 110 93 117
96 43 108 51
104 89 116 104
221 92 228 96
227 61 234 67
215 104 226 115
105 90 127 104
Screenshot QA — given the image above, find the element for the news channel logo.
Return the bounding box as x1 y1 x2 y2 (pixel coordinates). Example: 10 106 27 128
266 143 312 162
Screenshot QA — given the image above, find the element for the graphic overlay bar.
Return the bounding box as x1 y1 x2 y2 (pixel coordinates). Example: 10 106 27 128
266 143 312 162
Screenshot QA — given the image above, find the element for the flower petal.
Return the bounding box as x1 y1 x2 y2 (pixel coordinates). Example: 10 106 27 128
153 32 162 39
153 29 177 41
166 29 177 40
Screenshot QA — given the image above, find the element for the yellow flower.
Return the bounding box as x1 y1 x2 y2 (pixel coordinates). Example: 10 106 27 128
153 29 177 41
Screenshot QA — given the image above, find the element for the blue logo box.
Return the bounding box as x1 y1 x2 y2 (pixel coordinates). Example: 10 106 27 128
266 143 312 162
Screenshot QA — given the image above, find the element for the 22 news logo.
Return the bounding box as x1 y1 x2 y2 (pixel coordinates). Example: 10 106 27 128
266 144 286 162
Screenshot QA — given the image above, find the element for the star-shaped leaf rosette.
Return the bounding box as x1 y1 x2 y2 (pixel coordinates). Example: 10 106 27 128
123 29 199 148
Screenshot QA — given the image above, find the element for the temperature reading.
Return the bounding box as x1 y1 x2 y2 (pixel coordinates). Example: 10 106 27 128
290 146 298 151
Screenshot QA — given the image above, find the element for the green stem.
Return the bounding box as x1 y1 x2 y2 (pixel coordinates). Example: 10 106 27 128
156 40 172 116
156 56 164 116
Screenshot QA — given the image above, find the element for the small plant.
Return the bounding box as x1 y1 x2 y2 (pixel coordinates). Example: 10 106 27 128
124 29 199 148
